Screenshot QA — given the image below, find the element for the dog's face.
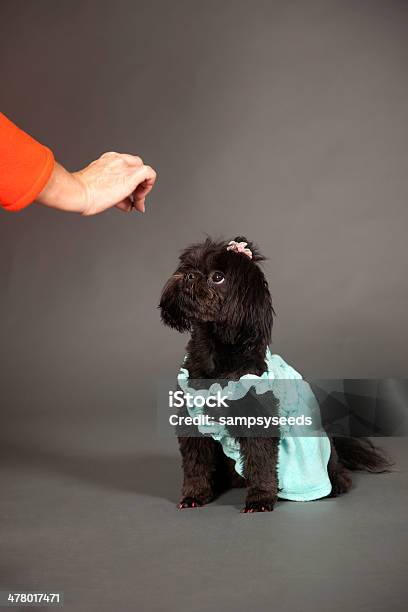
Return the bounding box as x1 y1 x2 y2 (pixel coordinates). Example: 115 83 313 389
159 237 273 349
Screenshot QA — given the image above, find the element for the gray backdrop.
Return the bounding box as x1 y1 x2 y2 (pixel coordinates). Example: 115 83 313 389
0 2 407 611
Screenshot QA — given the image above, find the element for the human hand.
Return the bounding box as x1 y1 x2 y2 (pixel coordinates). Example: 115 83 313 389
37 152 157 215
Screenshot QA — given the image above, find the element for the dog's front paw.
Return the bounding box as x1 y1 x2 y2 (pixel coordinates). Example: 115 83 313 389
178 496 204 509
241 499 275 513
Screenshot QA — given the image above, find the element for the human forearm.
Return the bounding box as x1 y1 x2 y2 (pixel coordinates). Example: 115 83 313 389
36 162 85 212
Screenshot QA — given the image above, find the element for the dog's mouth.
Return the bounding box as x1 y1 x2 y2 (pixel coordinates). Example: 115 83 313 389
178 286 221 322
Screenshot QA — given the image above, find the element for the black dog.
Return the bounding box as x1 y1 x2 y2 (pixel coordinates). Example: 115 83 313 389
159 237 390 512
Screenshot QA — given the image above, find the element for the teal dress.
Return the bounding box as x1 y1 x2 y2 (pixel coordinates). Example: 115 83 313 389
177 348 332 501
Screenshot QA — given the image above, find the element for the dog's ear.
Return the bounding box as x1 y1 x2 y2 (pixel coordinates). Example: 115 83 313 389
216 262 273 349
159 275 192 332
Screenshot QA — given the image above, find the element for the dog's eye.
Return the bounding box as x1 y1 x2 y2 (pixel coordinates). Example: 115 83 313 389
185 272 195 282
210 271 225 284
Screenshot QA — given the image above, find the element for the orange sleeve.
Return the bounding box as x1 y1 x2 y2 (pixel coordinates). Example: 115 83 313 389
0 112 55 212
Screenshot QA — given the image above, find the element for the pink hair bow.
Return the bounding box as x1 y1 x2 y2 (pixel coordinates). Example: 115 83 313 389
226 240 253 259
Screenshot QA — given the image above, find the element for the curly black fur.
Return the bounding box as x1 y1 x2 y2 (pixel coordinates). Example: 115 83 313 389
159 237 391 512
